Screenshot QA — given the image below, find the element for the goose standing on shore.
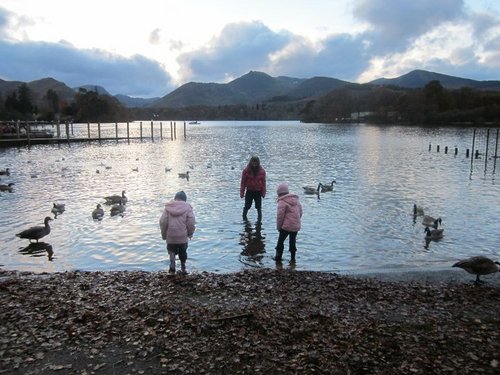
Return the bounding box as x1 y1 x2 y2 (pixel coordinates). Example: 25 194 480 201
16 217 53 243
104 190 127 205
452 256 500 284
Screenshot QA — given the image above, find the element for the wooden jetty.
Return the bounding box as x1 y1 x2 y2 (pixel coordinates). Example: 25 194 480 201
0 120 189 147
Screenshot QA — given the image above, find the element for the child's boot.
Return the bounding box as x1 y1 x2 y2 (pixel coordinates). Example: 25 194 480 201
257 209 262 222
242 208 249 221
273 246 283 262
290 250 296 262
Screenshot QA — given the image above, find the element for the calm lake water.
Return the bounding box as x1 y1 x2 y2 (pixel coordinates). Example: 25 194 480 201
1 121 499 275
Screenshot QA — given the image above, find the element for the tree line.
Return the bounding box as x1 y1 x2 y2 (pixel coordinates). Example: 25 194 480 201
1 80 499 125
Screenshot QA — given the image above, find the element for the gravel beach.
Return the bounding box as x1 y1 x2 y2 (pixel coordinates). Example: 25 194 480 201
1 268 499 374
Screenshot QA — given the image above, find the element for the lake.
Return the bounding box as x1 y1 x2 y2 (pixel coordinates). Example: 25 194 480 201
0 121 499 275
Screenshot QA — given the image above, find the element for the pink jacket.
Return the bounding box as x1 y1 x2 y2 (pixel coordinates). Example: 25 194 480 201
276 193 302 232
240 166 266 198
159 200 196 244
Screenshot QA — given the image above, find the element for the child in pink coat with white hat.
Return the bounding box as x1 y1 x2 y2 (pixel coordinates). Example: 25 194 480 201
274 182 302 262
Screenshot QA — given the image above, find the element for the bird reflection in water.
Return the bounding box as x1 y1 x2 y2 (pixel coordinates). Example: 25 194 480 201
239 220 266 266
19 242 54 261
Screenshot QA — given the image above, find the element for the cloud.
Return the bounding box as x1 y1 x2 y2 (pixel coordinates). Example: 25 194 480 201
149 28 161 45
176 21 292 82
354 0 465 52
0 40 174 97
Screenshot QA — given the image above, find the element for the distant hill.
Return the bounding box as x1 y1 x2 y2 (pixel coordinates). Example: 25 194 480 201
149 71 347 108
1 69 499 111
114 94 160 108
369 69 500 90
0 77 76 108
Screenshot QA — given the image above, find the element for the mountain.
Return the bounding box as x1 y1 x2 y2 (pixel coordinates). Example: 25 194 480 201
0 77 76 108
114 94 160 108
369 69 500 90
149 71 345 108
74 85 111 96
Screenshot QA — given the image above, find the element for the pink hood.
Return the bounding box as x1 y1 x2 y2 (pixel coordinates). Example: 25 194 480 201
276 193 302 232
159 200 196 244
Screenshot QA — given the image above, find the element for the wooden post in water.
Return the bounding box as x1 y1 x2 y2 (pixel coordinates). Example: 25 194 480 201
428 143 431 151
151 121 154 142
26 121 31 146
115 122 119 142
466 149 470 158
454 147 458 156
87 122 91 140
184 121 186 139
470 128 476 169
174 122 177 139
444 146 448 154
484 128 490 169
127 122 130 144
56 121 61 138
98 122 101 143
170 122 173 140
160 122 163 139
65 122 70 144
140 121 143 141
71 122 74 135
493 129 499 172
16 120 20 139
437 145 440 152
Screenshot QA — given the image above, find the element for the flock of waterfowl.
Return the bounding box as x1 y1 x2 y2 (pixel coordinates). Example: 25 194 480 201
302 180 336 198
413 203 499 284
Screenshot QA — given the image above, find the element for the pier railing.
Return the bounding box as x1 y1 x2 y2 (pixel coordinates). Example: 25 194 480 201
0 120 189 147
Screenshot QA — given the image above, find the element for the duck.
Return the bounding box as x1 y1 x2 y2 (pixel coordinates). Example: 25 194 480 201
178 171 190 179
303 183 322 196
422 215 442 228
104 190 127 205
413 204 424 216
110 200 126 216
51 203 66 214
0 183 14 192
0 168 10 176
320 180 336 192
16 217 53 243
165 167 172 172
452 256 500 284
92 204 104 219
424 226 444 239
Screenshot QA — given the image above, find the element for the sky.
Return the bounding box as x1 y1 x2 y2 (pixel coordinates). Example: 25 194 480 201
0 0 499 98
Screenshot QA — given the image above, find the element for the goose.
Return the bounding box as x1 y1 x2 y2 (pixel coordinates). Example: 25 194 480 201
51 203 66 214
422 215 442 228
92 204 104 219
452 256 500 284
0 168 10 176
413 204 424 216
132 167 139 172
165 167 172 172
303 183 322 196
178 171 190 179
0 183 14 192
104 190 127 205
16 217 53 243
424 226 444 239
110 200 126 216
320 180 336 192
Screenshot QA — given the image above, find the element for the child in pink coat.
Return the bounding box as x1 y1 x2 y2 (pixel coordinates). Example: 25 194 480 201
274 183 302 262
159 191 196 274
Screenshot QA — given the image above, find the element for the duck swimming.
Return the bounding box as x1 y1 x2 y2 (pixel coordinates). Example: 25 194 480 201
424 226 444 239
16 217 53 243
92 204 104 219
422 215 442 228
0 183 14 192
320 180 336 192
453 256 500 284
303 183 322 195
104 190 127 205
